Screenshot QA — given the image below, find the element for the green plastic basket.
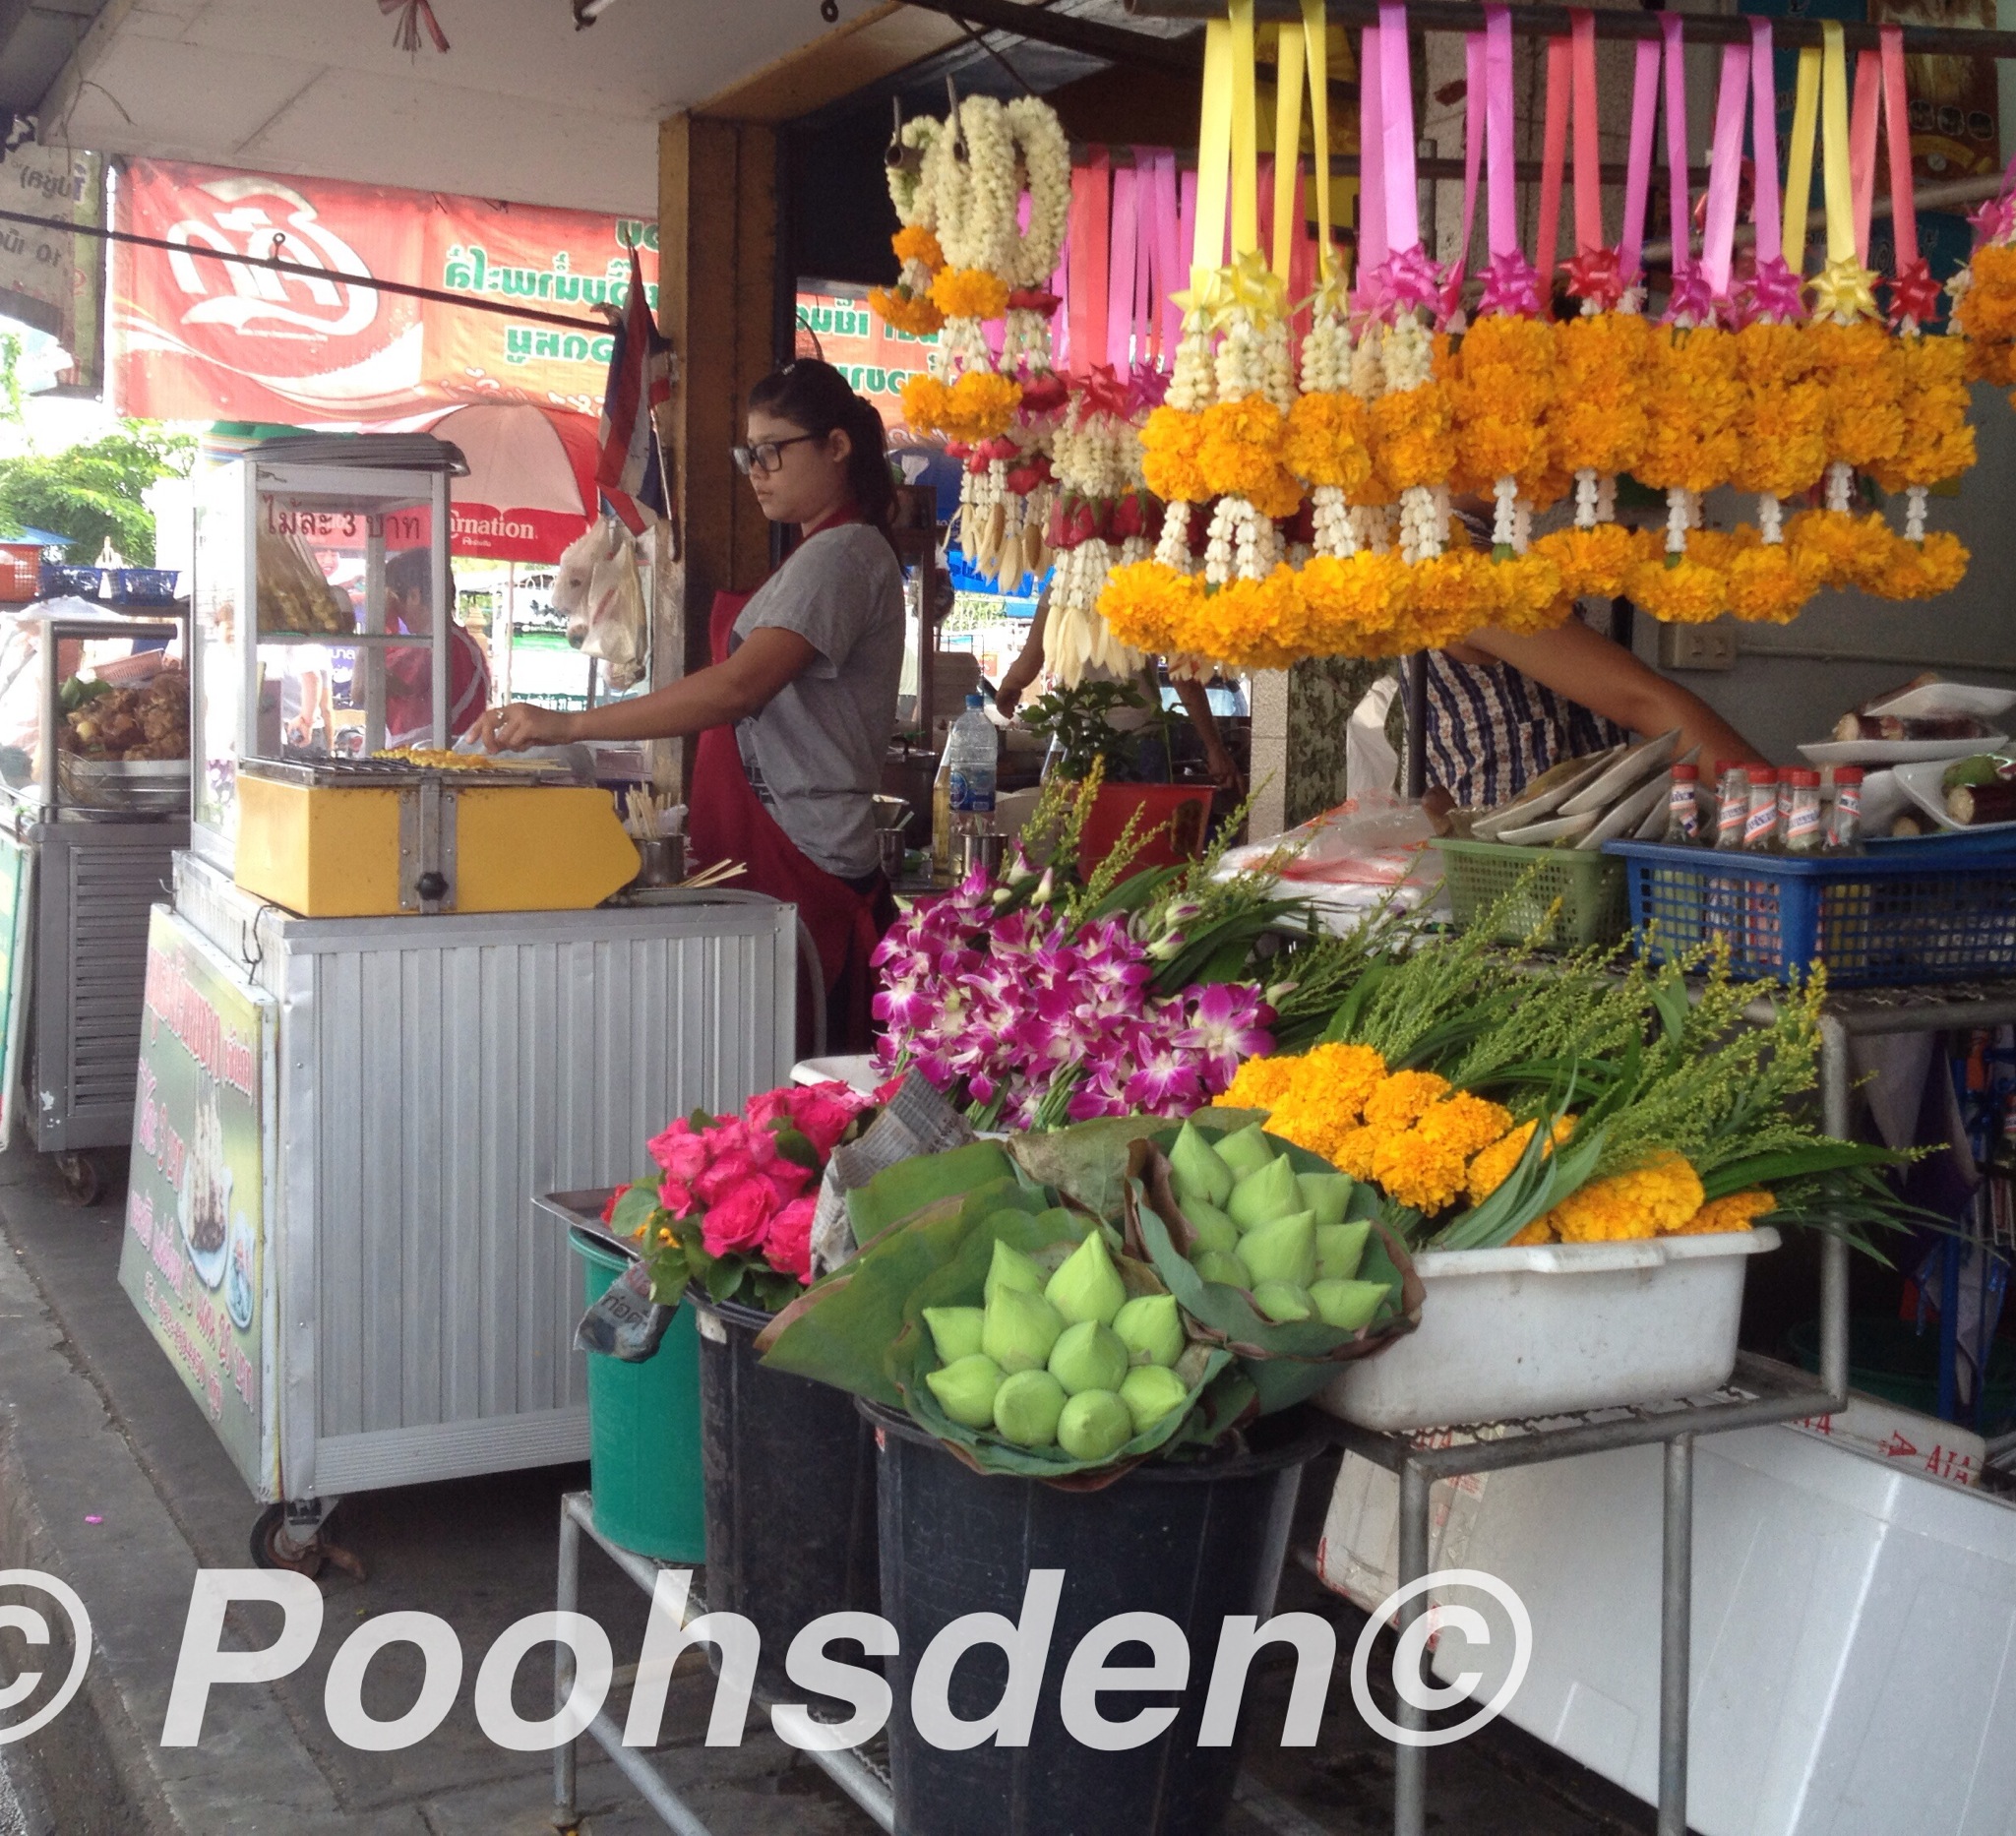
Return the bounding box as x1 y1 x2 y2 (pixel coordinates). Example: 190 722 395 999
1435 837 1629 949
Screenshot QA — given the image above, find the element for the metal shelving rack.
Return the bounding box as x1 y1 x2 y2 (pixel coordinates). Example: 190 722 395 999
1340 981 2016 1836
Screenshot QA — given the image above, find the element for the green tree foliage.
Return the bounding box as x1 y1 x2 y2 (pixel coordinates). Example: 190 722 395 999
0 425 195 566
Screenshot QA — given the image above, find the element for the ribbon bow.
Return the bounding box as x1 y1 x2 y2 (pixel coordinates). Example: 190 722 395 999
1220 248 1290 327
1075 364 1132 420
1477 249 1543 319
1745 254 1805 324
380 0 450 53
1809 253 1881 323
1563 248 1625 312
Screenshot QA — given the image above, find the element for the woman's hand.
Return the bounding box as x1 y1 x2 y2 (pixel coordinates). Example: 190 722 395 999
481 702 577 751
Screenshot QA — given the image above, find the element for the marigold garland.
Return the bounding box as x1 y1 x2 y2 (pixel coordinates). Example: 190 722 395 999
1284 391 1375 494
1531 523 1654 600
1449 314 1560 500
1621 552 1730 625
1550 311 1652 479
901 371 1022 444
1139 405 1207 506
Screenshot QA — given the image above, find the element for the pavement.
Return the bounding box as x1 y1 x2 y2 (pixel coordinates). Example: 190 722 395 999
0 1143 1669 1836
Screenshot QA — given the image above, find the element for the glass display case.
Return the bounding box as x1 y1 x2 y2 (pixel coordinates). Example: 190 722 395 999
190 452 453 869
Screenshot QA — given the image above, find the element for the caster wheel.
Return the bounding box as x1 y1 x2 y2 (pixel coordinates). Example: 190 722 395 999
250 1502 324 1577
53 1153 102 1208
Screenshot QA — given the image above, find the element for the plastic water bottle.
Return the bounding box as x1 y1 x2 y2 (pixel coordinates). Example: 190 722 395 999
945 693 999 843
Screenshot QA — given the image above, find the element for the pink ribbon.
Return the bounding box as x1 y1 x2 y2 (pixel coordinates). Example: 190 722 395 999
1851 46 1881 265
1661 14 1690 282
1536 32 1570 285
1068 151 1110 368
1570 11 1600 256
1700 42 1749 306
1107 163 1137 371
1359 24 1388 281
1437 31 1484 322
1477 6 1541 316
1619 36 1662 285
1380 4 1420 256
1745 18 1802 323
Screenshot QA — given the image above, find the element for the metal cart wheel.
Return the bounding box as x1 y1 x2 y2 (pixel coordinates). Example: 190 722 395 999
250 1500 367 1581
52 1152 103 1208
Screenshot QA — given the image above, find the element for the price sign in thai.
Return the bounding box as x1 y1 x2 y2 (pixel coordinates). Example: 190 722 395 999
118 909 277 1493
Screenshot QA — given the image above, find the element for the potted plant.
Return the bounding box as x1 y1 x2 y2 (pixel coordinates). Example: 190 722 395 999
1018 679 1211 875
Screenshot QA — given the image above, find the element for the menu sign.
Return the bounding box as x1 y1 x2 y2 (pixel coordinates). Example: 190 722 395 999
118 909 277 1495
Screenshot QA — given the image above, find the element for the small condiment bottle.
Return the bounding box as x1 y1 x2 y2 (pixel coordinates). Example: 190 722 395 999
1826 766 1864 852
1782 767 1824 854
1713 763 1750 851
1663 763 1702 844
1742 767 1781 852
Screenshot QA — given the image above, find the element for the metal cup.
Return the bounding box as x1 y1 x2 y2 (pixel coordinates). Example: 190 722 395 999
952 830 1006 882
879 828 908 883
631 838 674 887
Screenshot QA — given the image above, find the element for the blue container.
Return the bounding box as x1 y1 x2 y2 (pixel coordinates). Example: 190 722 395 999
105 567 180 607
38 564 101 599
1605 838 2016 986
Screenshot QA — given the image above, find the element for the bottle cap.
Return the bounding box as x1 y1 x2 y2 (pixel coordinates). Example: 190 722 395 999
1786 767 1821 787
964 693 985 708
1834 765 1865 785
1671 763 1699 781
1747 766 1778 786
1714 760 1747 778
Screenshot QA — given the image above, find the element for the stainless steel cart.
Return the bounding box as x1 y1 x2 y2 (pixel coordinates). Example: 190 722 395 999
0 604 188 1200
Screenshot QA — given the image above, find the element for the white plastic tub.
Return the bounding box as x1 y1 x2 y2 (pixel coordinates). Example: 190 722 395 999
1318 1228 1780 1430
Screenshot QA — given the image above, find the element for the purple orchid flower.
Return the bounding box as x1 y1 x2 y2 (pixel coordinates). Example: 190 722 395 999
1176 982 1276 1088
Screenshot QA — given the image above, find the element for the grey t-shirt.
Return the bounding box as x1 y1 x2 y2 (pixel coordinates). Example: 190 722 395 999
731 523 905 879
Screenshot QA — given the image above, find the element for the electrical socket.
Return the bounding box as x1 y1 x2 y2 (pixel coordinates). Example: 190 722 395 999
1658 622 1738 671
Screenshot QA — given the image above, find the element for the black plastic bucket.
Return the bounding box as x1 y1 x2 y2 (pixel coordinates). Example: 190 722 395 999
693 1293 882 1703
868 1401 1325 1836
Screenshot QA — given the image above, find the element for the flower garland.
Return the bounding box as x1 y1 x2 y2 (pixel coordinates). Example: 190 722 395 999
1042 368 1157 683
869 117 947 339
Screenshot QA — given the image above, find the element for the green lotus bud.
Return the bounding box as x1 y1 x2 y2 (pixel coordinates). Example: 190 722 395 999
1297 1172 1354 1229
1311 1278 1391 1331
1184 1200 1241 1256
1169 1122 1234 1209
992 1369 1067 1447
1056 1389 1132 1463
1193 1249 1250 1288
1315 1220 1373 1284
1048 1320 1130 1395
984 1240 1049 1302
1119 1364 1191 1436
1044 1229 1127 1327
1228 1156 1304 1231
926 1353 1005 1428
982 1284 1065 1375
1112 1294 1185 1368
1215 1123 1276 1182
1252 1280 1314 1323
924 1306 986 1365
1237 1210 1316 1289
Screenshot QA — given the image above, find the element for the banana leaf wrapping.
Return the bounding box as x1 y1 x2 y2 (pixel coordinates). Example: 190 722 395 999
756 1142 1240 1485
1124 1123 1426 1414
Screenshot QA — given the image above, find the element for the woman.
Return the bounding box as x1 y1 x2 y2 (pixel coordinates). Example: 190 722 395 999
483 360 905 1050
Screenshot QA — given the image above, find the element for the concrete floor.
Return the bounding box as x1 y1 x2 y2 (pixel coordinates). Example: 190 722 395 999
0 1145 1665 1835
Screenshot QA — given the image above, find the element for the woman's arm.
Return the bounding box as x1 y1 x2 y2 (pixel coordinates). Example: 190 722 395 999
996 589 1051 715
483 627 820 749
1172 677 1247 795
1455 622 1770 767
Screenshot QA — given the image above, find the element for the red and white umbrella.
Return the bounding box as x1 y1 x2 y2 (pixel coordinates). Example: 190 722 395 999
421 402 603 564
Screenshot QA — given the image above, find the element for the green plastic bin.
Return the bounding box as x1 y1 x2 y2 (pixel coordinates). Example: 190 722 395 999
1435 836 1629 949
571 1227 706 1561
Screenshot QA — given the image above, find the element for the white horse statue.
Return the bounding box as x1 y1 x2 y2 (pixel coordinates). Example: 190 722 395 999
551 516 647 690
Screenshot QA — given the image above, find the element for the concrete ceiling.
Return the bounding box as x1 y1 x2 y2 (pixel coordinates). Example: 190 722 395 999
14 0 913 214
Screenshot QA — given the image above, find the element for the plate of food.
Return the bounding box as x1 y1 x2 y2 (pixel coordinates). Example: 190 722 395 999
1803 688 2009 765
177 1091 231 1292
1892 755 2016 834
225 1207 256 1332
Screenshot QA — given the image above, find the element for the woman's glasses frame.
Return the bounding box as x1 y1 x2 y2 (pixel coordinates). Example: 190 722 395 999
731 433 824 476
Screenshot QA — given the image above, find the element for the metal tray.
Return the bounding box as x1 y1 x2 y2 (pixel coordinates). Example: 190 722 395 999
57 754 190 812
240 753 572 789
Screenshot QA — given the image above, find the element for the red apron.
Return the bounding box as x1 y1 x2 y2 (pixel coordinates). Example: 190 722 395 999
686 584 896 1055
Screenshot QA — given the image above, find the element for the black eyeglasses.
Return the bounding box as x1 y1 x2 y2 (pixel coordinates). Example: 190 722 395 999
731 433 822 476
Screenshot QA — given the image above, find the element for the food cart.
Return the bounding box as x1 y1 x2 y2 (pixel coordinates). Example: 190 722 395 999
117 439 798 1570
0 602 190 1200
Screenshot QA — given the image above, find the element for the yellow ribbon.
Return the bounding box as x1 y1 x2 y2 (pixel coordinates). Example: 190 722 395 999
1783 45 1819 277
1230 0 1259 260
1809 255 1879 322
1221 247 1290 326
1191 17 1234 299
1819 23 1857 271
1272 23 1306 282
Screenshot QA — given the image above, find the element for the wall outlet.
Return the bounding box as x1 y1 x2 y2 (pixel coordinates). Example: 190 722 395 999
1658 622 1738 671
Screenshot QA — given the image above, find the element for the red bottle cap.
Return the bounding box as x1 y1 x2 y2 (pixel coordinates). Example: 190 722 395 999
1671 763 1699 781
1833 765 1864 785
1747 766 1778 787
1786 767 1821 787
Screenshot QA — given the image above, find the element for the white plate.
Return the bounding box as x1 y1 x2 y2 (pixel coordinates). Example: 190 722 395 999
1800 734 2009 767
1578 768 1673 847
1559 730 1681 816
1497 810 1599 846
1471 748 1621 839
1864 683 2016 721
1891 758 2016 834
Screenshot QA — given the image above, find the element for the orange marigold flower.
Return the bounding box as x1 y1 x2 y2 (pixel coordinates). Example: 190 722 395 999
1622 552 1729 625
1197 398 1290 500
1285 390 1374 492
930 267 1010 322
1666 1188 1776 1236
1531 524 1652 601
871 288 945 338
1361 1071 1453 1134
1544 1152 1704 1244
1725 542 1823 625
891 225 946 271
1098 561 1204 658
1371 1131 1473 1214
1465 1116 1576 1206
1140 405 1208 505
1217 1054 1301 1111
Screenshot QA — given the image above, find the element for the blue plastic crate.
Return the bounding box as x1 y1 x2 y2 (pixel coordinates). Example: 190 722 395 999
37 564 101 599
104 567 179 607
1604 838 2016 986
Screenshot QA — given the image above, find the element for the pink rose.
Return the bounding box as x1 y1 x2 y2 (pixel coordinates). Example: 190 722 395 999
659 1176 699 1218
695 1151 761 1208
744 1087 796 1131
701 1181 776 1256
786 1085 867 1157
764 1163 815 1207
647 1119 711 1185
764 1194 817 1283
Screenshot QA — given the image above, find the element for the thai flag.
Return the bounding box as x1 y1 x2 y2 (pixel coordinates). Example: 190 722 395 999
596 241 674 533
